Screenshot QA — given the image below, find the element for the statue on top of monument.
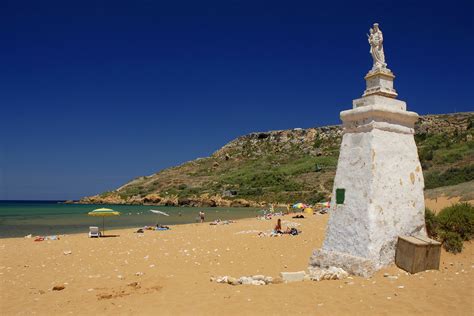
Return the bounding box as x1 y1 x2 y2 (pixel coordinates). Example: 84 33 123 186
368 23 387 72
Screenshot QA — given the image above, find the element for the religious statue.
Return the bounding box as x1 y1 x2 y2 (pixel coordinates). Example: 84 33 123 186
368 23 387 72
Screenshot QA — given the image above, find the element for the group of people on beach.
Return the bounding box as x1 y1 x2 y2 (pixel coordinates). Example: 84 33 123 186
273 218 299 236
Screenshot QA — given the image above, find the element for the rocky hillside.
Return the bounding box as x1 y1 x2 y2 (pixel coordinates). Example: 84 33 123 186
80 112 473 207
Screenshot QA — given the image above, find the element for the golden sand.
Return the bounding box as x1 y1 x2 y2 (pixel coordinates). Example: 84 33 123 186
1 214 473 315
425 196 474 213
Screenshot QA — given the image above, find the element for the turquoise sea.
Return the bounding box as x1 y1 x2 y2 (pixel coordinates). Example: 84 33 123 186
0 201 261 238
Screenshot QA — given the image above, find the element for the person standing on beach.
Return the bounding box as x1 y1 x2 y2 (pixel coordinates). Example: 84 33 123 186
199 211 205 223
274 218 283 234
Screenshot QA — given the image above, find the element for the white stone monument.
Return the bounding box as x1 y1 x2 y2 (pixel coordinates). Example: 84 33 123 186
309 23 427 277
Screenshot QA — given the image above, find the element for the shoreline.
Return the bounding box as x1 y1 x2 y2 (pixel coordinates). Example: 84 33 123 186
0 202 265 239
3 197 471 239
3 213 264 240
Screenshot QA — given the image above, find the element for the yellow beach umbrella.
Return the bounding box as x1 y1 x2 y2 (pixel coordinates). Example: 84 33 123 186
88 208 120 236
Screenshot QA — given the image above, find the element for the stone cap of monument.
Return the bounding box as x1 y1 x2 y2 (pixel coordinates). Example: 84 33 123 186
353 94 406 111
363 68 398 99
340 103 419 135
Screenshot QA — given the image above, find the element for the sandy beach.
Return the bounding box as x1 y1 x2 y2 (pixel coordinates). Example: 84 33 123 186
425 196 474 213
1 213 473 315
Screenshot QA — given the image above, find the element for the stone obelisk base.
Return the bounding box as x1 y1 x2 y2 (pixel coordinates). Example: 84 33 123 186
309 250 377 277
309 96 426 277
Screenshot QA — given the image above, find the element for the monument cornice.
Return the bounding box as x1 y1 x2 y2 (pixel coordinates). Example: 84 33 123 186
364 70 395 80
341 104 419 123
341 105 419 135
342 120 415 135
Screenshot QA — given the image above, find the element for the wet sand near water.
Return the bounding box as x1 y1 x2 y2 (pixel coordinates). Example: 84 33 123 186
1 214 473 315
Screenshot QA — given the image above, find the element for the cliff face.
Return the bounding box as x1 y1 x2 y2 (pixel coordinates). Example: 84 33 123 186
80 112 473 207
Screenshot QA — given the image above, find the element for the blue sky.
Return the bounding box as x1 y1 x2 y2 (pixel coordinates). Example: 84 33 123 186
0 0 473 200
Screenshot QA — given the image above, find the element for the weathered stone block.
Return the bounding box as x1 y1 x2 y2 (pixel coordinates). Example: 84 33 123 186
309 249 376 277
307 266 349 281
280 271 306 282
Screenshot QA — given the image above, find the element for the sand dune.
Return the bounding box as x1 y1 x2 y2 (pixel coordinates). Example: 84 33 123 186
1 214 472 315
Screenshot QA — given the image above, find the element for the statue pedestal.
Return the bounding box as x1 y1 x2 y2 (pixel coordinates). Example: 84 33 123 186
309 91 426 277
363 69 398 98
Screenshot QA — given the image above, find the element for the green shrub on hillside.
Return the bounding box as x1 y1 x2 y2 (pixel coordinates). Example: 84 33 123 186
277 157 318 176
416 134 447 151
177 184 188 190
437 202 474 240
178 186 203 197
425 202 474 253
416 132 473 166
99 191 114 198
425 165 474 189
274 156 337 176
419 148 434 162
313 137 325 148
439 231 463 254
238 187 264 196
424 208 438 238
434 142 473 164
120 186 141 197
307 192 327 204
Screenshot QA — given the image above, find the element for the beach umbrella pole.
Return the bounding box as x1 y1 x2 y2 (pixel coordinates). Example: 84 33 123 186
103 217 105 236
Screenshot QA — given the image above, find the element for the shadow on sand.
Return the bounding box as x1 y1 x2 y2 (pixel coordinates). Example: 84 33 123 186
98 234 120 238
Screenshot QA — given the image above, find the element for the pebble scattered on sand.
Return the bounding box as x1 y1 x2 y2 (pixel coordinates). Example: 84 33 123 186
52 285 65 291
308 267 349 281
211 275 274 286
